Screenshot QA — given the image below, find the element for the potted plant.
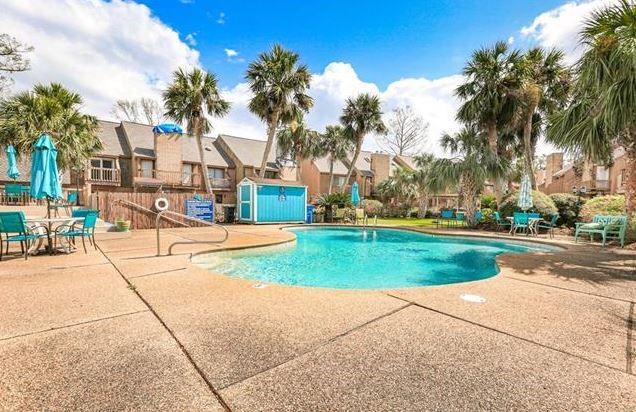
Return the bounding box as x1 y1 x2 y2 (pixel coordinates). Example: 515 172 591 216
115 217 131 232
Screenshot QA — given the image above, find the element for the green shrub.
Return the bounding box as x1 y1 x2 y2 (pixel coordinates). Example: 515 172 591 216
361 199 383 217
499 190 558 219
317 192 351 207
481 194 497 210
549 193 583 227
580 195 626 221
480 207 496 223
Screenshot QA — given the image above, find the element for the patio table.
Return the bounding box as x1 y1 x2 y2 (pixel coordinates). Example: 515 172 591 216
25 217 84 254
507 216 541 236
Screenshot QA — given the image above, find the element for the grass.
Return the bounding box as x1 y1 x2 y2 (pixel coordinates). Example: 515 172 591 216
375 217 438 227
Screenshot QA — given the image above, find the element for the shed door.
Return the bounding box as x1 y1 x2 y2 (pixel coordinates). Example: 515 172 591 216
240 184 251 220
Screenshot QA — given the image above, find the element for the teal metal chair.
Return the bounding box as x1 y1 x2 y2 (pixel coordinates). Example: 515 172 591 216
455 211 466 227
0 211 48 260
512 212 530 235
494 211 511 232
575 215 628 247
437 209 455 228
4 184 23 204
537 213 559 238
474 210 483 223
55 210 99 253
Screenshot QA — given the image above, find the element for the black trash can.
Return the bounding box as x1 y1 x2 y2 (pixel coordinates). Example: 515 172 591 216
224 206 236 223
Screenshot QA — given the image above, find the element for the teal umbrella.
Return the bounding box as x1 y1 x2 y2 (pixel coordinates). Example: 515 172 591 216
5 145 20 180
517 174 533 211
351 181 361 206
30 134 62 212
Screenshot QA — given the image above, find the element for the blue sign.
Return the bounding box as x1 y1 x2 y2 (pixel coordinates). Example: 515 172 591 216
185 199 214 221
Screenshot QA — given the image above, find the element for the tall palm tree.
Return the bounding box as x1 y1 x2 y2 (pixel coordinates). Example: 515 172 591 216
340 93 387 191
320 125 355 193
276 115 321 181
549 0 636 217
430 126 508 226
163 67 230 194
412 153 436 217
0 82 101 171
518 47 570 188
456 41 522 200
246 44 313 178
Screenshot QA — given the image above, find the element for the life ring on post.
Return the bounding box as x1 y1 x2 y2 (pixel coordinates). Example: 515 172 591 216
154 197 169 211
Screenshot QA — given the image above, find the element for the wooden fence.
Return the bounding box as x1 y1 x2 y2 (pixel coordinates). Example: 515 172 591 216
89 192 215 230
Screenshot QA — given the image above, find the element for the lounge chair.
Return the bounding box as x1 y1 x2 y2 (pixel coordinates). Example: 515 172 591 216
0 211 49 260
55 210 99 253
536 213 559 238
575 215 627 247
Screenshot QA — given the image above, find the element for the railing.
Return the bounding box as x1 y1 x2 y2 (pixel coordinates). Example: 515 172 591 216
210 177 232 189
88 167 120 183
136 169 202 187
155 210 229 256
581 179 610 191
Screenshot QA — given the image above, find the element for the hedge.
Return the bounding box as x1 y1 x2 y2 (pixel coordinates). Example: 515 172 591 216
549 193 583 227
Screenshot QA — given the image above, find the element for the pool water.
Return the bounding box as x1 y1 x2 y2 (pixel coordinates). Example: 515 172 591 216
193 227 557 289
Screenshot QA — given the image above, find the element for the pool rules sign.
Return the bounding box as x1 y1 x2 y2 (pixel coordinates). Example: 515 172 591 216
185 199 214 222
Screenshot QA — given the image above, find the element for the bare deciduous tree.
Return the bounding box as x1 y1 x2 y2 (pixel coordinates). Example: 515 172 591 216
111 97 164 125
379 106 429 156
0 33 33 95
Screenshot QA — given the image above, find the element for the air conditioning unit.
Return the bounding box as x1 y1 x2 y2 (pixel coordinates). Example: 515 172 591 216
580 186 587 193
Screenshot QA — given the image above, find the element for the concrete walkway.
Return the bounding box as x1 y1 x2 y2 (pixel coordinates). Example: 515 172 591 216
0 225 634 411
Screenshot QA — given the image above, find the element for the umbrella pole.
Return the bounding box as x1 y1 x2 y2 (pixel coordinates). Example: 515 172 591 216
46 197 53 254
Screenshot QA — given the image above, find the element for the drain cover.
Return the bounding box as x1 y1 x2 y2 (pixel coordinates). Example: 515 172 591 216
252 283 268 289
460 294 486 303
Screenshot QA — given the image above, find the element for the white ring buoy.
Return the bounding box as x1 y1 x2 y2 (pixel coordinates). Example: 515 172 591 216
154 197 169 211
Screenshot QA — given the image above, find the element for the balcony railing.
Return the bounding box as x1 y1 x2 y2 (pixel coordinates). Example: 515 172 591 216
88 167 120 184
136 169 202 187
581 179 610 191
210 177 232 189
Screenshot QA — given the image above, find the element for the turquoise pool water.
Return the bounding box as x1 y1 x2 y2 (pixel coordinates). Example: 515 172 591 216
194 227 557 289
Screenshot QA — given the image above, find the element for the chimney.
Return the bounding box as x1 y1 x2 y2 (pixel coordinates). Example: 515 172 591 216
370 153 391 182
544 153 563 186
154 130 183 184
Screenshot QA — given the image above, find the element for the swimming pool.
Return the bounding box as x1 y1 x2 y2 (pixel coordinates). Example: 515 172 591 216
193 227 558 289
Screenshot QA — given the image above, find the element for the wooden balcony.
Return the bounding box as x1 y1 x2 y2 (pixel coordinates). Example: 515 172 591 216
210 177 232 189
135 169 202 188
87 167 120 185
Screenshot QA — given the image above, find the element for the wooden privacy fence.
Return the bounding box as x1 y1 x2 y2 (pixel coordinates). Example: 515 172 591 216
89 192 215 230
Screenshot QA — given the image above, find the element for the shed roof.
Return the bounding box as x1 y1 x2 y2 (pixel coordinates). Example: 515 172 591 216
243 177 306 187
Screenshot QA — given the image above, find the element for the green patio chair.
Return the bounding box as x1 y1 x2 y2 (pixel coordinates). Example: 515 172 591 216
455 211 466 227
436 209 454 228
536 213 559 238
494 211 511 232
575 215 627 247
55 210 99 253
0 211 49 260
4 184 23 204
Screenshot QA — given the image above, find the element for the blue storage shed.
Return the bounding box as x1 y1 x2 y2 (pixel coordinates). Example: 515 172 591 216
237 177 307 224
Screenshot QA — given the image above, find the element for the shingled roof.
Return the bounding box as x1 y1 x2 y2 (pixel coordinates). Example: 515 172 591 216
218 134 277 170
96 120 130 157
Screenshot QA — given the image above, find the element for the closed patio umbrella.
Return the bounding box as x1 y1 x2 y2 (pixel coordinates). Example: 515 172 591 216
5 145 20 180
517 174 533 211
30 133 62 218
351 181 360 206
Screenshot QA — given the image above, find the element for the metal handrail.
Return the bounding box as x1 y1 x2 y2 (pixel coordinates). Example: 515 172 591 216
112 199 189 228
155 210 229 256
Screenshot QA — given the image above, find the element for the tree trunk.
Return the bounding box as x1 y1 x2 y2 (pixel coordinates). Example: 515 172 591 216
194 117 212 194
625 143 636 221
418 193 429 218
295 153 303 181
487 121 503 202
328 156 335 194
259 115 279 178
522 105 537 189
463 174 478 227
343 134 362 192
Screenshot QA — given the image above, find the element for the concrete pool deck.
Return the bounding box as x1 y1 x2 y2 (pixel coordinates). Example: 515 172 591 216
0 224 634 410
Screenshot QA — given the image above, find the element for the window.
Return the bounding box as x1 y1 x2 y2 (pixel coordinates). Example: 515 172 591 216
208 167 225 179
90 158 114 169
264 171 276 179
182 163 193 185
596 166 609 181
619 169 626 187
252 168 276 179
139 159 154 178
333 176 346 187
215 194 223 204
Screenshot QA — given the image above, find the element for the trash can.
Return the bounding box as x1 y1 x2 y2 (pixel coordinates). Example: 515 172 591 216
224 206 236 223
306 205 315 224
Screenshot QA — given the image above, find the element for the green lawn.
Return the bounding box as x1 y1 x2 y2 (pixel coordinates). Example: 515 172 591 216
375 217 437 227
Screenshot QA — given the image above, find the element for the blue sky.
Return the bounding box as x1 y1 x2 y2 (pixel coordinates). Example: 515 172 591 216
141 0 565 88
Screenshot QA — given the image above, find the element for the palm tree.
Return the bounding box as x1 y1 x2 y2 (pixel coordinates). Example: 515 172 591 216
0 82 101 171
412 153 436 217
375 167 418 217
518 47 570 188
320 125 355 193
340 93 387 191
245 44 313 178
276 115 321 181
548 0 636 217
163 67 230 194
456 41 522 200
430 126 508 226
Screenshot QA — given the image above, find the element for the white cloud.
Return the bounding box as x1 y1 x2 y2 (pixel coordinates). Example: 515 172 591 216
0 0 200 118
224 48 238 57
185 33 197 46
507 36 515 45
223 48 245 63
520 0 619 63
216 12 226 25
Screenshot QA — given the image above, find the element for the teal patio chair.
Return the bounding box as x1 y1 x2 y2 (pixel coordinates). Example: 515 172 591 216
438 209 454 228
0 211 49 260
455 211 466 227
537 213 559 238
494 211 511 232
575 215 627 247
55 210 99 253
474 210 483 224
4 184 23 204
512 212 530 235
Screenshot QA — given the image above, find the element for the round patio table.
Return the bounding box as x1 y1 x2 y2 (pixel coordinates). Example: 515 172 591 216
507 216 541 236
25 217 84 254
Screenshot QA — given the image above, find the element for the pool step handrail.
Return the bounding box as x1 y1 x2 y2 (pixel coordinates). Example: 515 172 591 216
112 198 189 228
155 209 229 256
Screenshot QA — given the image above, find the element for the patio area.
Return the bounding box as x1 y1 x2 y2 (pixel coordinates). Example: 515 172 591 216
0 224 634 411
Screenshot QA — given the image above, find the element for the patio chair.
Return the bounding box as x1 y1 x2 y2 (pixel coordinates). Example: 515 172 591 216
354 208 365 225
511 212 529 235
55 210 99 253
536 213 559 238
474 210 483 223
436 209 454 228
0 211 49 260
494 211 511 232
4 184 23 204
575 215 627 247
455 211 466 227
